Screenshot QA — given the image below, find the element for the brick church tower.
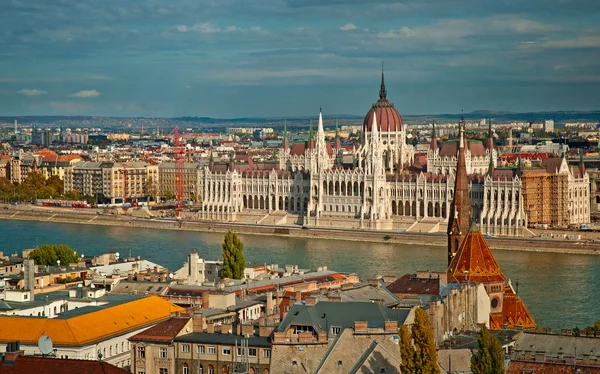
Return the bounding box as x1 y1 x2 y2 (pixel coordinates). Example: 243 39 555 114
447 118 471 265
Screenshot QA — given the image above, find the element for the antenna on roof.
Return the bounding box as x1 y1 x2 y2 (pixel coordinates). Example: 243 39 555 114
38 335 53 357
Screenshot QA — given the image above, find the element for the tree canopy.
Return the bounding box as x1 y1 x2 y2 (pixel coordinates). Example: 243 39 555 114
399 308 440 374
221 231 245 279
29 244 79 266
471 326 505 374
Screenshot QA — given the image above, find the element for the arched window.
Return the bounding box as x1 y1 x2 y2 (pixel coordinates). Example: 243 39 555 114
183 364 189 374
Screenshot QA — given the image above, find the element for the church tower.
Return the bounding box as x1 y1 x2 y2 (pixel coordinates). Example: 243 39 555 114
447 118 471 265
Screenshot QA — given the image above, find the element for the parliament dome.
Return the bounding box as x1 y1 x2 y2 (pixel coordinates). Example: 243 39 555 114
362 70 404 133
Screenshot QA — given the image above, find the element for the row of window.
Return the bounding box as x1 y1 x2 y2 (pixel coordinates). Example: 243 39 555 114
138 346 270 359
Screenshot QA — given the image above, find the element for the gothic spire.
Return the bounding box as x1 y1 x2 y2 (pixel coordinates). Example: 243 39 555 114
429 118 438 151
447 117 471 266
579 149 586 176
486 118 494 150
379 62 387 101
334 117 341 150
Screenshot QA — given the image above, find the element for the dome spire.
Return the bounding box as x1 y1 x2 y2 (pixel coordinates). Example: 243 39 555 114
379 62 387 101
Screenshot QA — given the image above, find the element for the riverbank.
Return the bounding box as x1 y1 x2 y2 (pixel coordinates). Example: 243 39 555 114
1 206 599 255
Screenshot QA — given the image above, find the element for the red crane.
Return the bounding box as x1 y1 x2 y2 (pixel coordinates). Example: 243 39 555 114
174 126 185 214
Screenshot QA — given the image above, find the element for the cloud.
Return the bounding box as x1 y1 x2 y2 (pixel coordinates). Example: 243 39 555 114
72 90 100 98
18 89 47 96
175 22 263 35
340 23 357 31
378 26 415 38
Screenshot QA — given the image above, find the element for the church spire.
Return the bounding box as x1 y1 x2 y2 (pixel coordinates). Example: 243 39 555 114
334 117 341 150
379 62 387 101
282 119 289 150
447 117 471 266
429 118 438 151
307 118 315 150
486 118 494 150
579 149 586 176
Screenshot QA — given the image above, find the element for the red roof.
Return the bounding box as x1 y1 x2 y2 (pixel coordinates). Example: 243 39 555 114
129 316 190 342
494 284 536 330
506 360 600 374
439 141 487 157
447 228 506 284
0 354 129 374
363 103 403 132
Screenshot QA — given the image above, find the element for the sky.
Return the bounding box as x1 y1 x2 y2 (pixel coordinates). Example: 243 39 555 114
1 0 600 118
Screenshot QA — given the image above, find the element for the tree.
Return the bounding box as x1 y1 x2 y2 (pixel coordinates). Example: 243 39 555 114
471 326 505 374
221 231 245 279
164 191 175 201
145 177 159 202
412 307 440 374
400 324 415 373
29 244 79 266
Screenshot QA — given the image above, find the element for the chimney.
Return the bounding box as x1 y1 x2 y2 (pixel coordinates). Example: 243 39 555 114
23 259 35 300
202 292 210 309
266 291 273 315
295 291 302 303
192 313 204 332
206 323 215 334
354 321 368 333
241 324 254 336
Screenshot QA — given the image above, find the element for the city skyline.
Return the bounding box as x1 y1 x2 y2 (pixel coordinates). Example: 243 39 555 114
1 0 600 118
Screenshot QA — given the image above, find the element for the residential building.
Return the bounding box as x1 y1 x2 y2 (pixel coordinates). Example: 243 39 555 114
174 331 272 374
270 301 411 373
158 162 202 202
0 295 184 369
64 161 158 203
129 316 193 374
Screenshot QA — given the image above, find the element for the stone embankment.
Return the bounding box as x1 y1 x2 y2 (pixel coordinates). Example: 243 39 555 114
1 205 599 255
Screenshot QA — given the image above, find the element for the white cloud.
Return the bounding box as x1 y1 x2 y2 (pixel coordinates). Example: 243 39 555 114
340 23 357 31
379 26 415 38
72 90 100 98
175 22 263 35
18 89 47 96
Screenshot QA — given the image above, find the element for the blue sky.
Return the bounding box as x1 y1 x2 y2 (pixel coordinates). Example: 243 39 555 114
1 0 599 118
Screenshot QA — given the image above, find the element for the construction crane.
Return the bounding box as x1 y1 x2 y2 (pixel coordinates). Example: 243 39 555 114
174 126 185 214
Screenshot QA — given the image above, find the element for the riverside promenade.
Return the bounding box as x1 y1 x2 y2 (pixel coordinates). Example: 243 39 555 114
1 204 599 255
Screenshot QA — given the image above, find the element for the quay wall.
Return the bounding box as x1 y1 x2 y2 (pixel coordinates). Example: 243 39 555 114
0 207 599 256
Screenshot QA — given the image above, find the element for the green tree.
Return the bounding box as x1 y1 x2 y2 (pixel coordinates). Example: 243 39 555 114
221 231 245 279
400 324 415 373
164 191 175 201
412 307 440 374
29 244 79 266
471 326 505 374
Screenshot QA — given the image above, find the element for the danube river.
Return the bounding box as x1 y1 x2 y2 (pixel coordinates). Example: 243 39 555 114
1 219 598 330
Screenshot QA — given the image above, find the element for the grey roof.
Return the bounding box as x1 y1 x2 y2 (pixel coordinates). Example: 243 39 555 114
278 301 411 334
0 290 141 315
438 349 472 374
514 331 600 358
174 332 271 348
111 281 171 295
314 284 400 306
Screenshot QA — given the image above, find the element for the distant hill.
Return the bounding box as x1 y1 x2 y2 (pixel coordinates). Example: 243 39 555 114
1 110 599 129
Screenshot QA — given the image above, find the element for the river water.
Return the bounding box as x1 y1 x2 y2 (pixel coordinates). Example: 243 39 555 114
1 219 598 330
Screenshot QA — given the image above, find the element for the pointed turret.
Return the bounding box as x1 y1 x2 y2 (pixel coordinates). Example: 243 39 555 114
209 149 215 170
429 118 438 151
579 150 586 176
334 118 341 150
307 119 315 150
487 152 495 177
228 152 235 171
379 63 387 101
516 153 522 177
282 119 289 150
447 117 471 265
486 119 494 150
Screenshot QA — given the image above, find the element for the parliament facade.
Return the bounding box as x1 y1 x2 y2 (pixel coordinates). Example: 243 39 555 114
196 72 590 235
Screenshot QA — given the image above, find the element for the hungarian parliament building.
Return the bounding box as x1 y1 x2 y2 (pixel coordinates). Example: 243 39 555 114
196 73 590 236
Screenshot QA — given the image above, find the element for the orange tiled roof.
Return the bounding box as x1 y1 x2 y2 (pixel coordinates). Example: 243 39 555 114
0 296 184 346
500 284 536 329
447 227 506 284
